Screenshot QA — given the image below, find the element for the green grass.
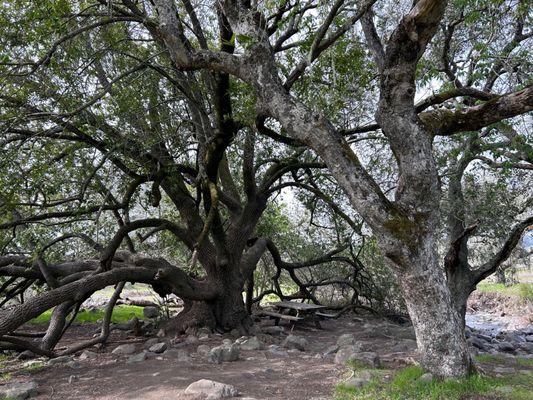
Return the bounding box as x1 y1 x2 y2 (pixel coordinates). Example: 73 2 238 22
0 371 12 381
475 283 533 301
517 357 533 367
29 305 144 325
23 361 45 373
475 354 502 363
335 365 533 400
0 354 11 381
475 354 533 367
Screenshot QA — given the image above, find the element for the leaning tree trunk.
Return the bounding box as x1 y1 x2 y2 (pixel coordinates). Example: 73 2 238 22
395 238 475 378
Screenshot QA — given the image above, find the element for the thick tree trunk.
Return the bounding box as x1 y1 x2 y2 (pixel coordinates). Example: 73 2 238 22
398 249 475 378
164 263 250 334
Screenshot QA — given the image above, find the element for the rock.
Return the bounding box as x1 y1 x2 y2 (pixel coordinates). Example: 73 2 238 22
185 335 199 344
47 355 72 366
267 345 289 357
208 344 240 363
235 336 248 344
497 342 515 353
525 334 533 343
467 337 487 350
334 346 379 367
476 333 493 342
419 373 433 382
68 375 78 384
0 380 38 399
337 333 357 347
66 360 82 369
240 336 265 351
197 344 211 356
144 338 159 349
164 348 191 362
143 306 160 319
230 329 240 338
112 343 137 355
127 352 148 363
261 326 284 336
390 339 416 353
334 346 358 365
323 345 339 356
503 332 526 343
222 338 233 346
79 350 97 360
342 371 373 389
353 352 381 368
149 342 167 354
282 335 308 351
183 379 239 400
519 342 533 354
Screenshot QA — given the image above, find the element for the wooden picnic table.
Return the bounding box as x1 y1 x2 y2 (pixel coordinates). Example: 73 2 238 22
267 301 327 328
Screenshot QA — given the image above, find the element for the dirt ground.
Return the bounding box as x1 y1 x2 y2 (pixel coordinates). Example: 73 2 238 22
2 313 531 400
1 315 419 400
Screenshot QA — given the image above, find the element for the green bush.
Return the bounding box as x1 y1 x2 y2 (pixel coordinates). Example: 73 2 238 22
517 283 533 301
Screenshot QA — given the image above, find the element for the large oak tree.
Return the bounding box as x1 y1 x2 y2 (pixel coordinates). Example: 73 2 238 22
0 0 531 379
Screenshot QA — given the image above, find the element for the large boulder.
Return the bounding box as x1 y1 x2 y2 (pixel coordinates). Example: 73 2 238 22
208 344 240 363
0 380 38 399
182 379 239 400
282 335 308 351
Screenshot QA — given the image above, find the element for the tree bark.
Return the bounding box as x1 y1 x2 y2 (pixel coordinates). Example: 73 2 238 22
165 261 250 334
397 245 475 378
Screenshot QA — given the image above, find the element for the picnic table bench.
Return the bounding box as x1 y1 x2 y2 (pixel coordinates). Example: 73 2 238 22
261 301 328 329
